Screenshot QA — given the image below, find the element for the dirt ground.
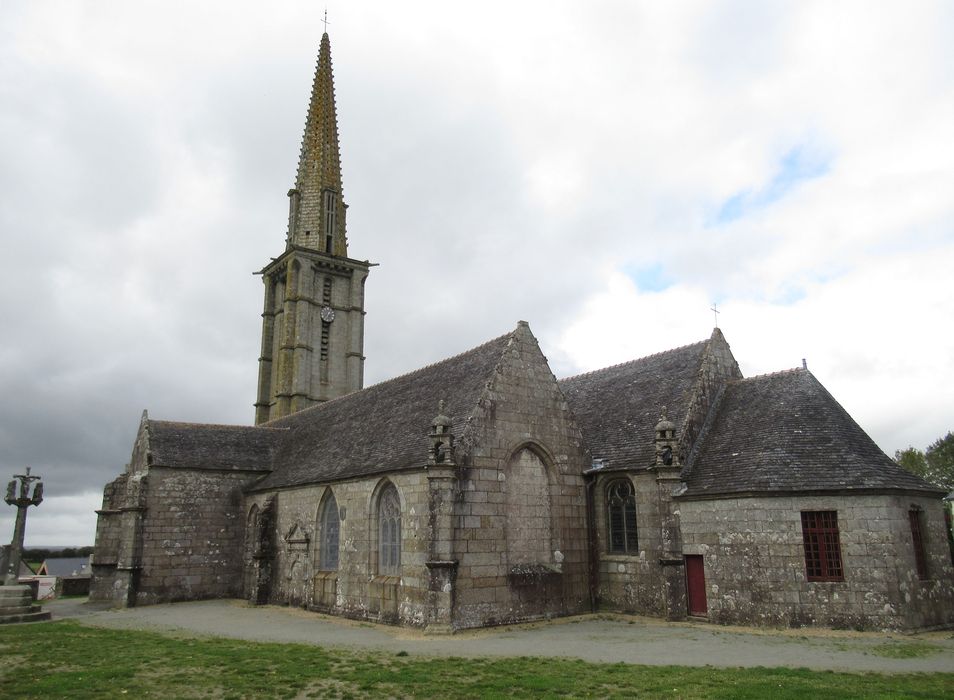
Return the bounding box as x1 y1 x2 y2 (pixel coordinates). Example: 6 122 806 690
46 597 954 674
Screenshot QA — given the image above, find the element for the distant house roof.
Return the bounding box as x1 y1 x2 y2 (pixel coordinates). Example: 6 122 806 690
682 369 942 497
147 421 283 472
38 557 91 577
560 340 710 471
250 330 517 490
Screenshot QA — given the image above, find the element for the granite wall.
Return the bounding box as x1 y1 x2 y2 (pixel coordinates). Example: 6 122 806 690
679 493 954 630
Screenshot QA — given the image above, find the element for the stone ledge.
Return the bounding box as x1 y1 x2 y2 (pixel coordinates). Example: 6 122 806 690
0 610 51 624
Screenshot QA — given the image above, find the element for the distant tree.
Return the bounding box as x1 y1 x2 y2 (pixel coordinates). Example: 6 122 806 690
23 547 55 562
925 432 954 492
896 432 954 492
895 446 928 479
22 546 94 562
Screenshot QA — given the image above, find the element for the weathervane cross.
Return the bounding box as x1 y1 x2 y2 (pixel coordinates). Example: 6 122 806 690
322 8 330 32
711 302 720 328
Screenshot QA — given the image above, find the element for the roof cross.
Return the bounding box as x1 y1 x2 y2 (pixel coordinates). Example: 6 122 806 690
322 9 330 32
711 302 720 328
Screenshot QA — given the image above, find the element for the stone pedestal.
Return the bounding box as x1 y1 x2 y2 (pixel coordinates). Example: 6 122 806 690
0 585 50 624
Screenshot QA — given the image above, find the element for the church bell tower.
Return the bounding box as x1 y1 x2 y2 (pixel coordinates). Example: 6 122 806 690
255 30 372 425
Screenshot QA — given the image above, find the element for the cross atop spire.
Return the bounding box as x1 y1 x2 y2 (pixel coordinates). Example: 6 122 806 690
285 29 348 256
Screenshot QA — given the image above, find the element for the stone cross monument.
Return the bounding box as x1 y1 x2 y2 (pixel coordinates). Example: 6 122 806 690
3 467 43 586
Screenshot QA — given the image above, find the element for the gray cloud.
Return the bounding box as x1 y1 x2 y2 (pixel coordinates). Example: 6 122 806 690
2 1 952 545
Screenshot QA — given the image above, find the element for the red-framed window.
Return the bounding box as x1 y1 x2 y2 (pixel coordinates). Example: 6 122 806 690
909 508 929 580
801 510 844 581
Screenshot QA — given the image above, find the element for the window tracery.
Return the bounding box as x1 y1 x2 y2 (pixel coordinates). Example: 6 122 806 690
378 484 401 575
319 493 340 571
606 479 638 554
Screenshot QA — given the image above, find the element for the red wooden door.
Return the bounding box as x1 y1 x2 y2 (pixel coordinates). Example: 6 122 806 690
685 555 707 616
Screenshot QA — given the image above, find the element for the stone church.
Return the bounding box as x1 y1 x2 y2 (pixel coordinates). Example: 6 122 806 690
90 31 954 632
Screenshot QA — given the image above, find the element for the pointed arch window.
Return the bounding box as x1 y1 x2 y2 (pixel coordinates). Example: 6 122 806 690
318 492 340 571
378 484 401 575
606 479 638 553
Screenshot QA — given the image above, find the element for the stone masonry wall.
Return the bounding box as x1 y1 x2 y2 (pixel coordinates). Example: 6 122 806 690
246 469 433 627
88 475 128 603
452 323 590 629
679 493 954 630
89 419 152 607
506 449 552 565
591 471 667 617
261 252 368 423
132 467 263 605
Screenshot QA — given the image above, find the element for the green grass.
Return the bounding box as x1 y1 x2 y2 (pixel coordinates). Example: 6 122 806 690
0 621 951 699
869 641 944 659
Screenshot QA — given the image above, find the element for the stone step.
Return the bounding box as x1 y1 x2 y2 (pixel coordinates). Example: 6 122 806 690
0 584 33 593
0 587 32 602
0 610 51 625
0 604 44 615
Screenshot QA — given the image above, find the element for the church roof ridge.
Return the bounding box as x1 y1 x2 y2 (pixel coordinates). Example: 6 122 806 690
148 418 286 432
732 366 805 383
559 339 712 472
559 338 709 383
362 329 517 392
262 328 517 428
683 366 942 497
145 419 283 472
254 328 519 489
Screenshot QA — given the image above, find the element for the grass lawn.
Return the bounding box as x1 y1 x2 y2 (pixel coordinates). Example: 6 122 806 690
1 620 952 699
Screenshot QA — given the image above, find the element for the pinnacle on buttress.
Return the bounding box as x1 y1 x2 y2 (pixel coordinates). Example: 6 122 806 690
286 31 348 256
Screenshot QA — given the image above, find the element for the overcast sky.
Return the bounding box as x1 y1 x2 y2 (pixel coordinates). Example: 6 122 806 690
2 1 952 546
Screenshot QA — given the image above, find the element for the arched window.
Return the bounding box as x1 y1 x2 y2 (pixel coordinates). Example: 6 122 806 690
378 484 401 575
606 479 638 553
318 492 340 571
506 447 552 566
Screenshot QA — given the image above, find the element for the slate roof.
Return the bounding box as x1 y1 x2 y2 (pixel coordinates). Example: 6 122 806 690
136 328 937 501
147 421 282 472
559 341 709 471
38 557 91 577
683 369 941 496
250 331 515 490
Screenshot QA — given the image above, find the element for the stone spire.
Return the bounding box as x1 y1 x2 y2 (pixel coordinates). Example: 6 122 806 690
286 31 348 256
255 29 371 425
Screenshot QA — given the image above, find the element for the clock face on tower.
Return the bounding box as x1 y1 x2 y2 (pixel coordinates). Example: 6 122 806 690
320 306 336 323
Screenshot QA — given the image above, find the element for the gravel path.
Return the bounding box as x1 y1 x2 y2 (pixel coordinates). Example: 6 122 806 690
45 598 954 674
